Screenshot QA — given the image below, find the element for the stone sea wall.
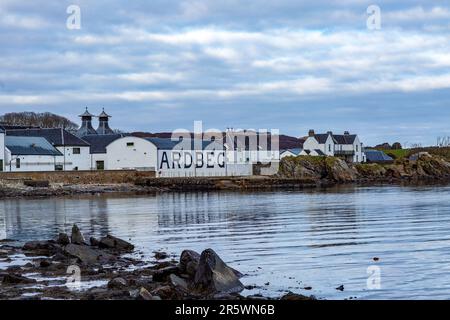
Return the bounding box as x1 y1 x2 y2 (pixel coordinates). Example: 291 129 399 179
0 170 155 184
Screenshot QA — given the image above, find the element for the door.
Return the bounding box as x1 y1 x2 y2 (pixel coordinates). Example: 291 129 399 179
96 161 105 170
0 160 3 172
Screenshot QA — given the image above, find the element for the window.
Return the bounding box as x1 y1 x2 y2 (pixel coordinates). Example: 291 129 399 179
0 160 3 172
127 142 134 147
16 158 20 169
55 164 63 171
328 144 331 152
96 161 105 170
73 166 78 171
73 147 81 154
356 145 359 152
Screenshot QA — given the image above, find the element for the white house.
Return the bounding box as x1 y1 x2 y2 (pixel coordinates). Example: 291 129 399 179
6 128 91 171
302 130 365 163
0 128 5 172
4 136 62 172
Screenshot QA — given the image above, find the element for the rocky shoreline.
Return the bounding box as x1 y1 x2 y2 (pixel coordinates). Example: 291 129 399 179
1 154 450 200
0 225 314 300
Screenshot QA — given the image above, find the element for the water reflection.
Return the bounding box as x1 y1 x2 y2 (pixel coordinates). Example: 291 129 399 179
1 185 450 299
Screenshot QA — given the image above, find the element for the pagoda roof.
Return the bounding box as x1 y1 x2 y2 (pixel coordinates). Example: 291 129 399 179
79 108 95 117
98 108 111 118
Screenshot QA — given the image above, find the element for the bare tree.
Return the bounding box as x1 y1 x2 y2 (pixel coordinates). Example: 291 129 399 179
0 112 78 129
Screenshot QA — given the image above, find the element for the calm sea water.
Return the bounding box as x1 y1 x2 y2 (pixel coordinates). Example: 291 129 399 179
1 185 450 300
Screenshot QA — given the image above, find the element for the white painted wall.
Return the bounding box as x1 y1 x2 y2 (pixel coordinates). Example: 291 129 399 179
0 132 4 171
156 149 252 177
90 153 107 170
56 146 91 170
352 136 365 163
303 136 334 155
4 149 57 172
106 136 157 171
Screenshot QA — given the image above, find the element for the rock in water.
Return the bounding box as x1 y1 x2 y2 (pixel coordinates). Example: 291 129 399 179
39 259 51 268
138 287 153 300
194 248 244 294
2 274 37 285
71 224 85 245
22 241 62 256
152 266 180 282
108 277 128 289
56 233 70 245
169 274 188 291
179 250 201 277
90 237 100 246
64 244 114 264
98 235 134 252
281 292 314 300
154 251 169 260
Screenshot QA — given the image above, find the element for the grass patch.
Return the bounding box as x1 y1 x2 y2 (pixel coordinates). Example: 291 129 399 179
379 149 410 159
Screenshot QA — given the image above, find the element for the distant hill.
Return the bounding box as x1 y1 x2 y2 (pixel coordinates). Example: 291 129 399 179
0 112 78 130
131 132 304 150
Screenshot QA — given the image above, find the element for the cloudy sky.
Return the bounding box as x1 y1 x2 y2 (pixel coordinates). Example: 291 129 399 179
1 1 450 146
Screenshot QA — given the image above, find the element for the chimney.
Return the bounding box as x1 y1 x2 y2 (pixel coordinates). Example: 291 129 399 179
97 108 114 135
76 108 97 137
344 131 350 135
308 129 315 137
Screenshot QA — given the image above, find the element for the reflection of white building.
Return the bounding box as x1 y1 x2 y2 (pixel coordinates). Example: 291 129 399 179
0 211 6 240
0 128 5 172
302 130 365 163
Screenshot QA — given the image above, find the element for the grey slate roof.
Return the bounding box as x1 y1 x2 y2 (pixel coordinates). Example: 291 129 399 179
315 149 325 156
302 149 325 156
332 134 357 144
313 133 356 145
6 128 90 147
365 150 393 162
98 109 111 118
79 108 95 117
5 136 63 156
313 134 331 144
281 148 302 156
96 120 115 135
76 120 97 137
81 134 124 154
